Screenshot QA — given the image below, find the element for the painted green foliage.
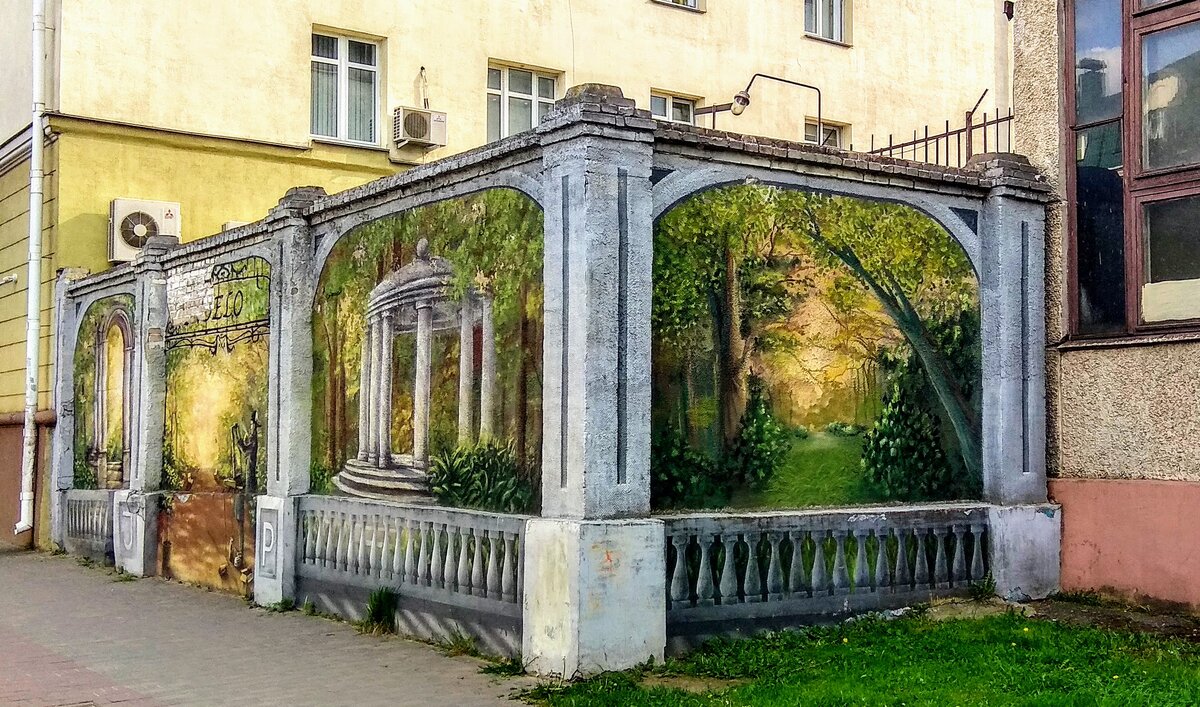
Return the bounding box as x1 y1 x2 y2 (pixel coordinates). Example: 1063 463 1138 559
312 189 544 507
652 185 980 509
163 256 270 493
72 295 135 490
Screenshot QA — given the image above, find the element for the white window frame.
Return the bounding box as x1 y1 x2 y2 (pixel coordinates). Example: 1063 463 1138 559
804 121 845 148
487 65 559 141
652 0 707 11
805 0 849 43
650 92 698 125
311 33 380 146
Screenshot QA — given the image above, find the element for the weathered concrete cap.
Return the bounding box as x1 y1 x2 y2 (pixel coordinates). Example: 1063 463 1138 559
141 234 180 254
274 185 328 211
560 83 636 109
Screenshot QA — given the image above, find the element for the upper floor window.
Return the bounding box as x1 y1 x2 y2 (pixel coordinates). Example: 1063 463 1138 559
805 0 848 43
654 0 705 9
1067 0 1200 335
487 66 558 142
804 120 844 147
651 93 696 125
311 33 379 144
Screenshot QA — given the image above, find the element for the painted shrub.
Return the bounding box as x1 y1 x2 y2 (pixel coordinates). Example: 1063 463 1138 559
651 186 980 510
312 189 543 513
72 295 135 490
161 256 270 594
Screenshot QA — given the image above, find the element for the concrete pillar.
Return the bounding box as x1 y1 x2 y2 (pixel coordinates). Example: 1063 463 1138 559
522 85 663 678
116 234 176 576
374 312 393 465
256 186 325 605
978 183 1047 505
413 303 433 464
457 297 474 445
478 294 496 441
49 269 90 548
357 323 373 462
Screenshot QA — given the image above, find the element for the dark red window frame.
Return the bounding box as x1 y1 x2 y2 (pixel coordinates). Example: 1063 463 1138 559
1065 0 1200 339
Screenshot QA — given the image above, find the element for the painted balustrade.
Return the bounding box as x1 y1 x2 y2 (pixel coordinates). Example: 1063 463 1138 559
661 504 990 620
64 489 115 562
295 495 528 608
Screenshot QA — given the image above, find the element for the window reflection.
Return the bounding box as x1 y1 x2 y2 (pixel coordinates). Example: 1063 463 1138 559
1075 122 1127 333
1143 21 1200 170
1075 0 1122 125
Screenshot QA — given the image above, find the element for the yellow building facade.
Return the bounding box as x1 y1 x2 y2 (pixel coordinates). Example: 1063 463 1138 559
0 0 1012 417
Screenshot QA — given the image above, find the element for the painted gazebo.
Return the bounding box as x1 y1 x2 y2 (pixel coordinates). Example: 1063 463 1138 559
335 238 496 499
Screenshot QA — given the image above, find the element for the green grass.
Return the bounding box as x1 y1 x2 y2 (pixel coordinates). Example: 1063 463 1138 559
729 431 886 509
528 613 1200 706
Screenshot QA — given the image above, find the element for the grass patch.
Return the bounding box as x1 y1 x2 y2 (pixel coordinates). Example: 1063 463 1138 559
441 628 480 657
528 613 1200 706
1051 589 1107 607
263 597 296 613
482 654 527 676
355 587 398 635
729 431 885 509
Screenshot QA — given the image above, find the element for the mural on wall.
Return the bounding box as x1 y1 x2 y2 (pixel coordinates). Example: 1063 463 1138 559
312 189 543 514
161 256 270 594
72 295 135 491
651 186 980 510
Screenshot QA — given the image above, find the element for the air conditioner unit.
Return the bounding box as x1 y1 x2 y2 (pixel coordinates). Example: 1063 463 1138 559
393 107 448 147
109 198 182 263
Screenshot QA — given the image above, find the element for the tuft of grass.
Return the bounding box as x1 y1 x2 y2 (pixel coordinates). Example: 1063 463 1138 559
527 613 1200 706
968 573 997 602
356 587 398 635
441 628 480 657
75 556 95 568
264 597 296 613
301 599 317 616
481 654 526 676
1052 589 1106 606
111 569 137 583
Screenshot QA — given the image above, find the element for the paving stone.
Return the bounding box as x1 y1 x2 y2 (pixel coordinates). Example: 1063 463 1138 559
0 552 533 706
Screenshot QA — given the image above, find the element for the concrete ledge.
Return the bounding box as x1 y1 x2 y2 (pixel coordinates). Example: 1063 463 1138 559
522 518 666 677
987 503 1061 601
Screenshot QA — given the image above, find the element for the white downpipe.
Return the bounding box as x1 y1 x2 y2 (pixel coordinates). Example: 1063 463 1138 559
16 0 47 535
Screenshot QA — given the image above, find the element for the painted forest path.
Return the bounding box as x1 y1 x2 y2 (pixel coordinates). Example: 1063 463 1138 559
0 551 533 706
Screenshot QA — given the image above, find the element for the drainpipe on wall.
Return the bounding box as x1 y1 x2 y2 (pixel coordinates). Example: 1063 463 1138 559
16 0 48 535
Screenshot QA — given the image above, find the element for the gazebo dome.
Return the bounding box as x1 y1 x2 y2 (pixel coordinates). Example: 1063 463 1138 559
367 238 461 333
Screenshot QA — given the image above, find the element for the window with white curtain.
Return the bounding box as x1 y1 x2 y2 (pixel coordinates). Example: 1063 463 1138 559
311 33 379 144
805 0 848 43
487 65 558 142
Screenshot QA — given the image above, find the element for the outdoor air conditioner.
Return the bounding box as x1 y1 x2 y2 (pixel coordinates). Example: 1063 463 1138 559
393 106 448 148
108 198 182 263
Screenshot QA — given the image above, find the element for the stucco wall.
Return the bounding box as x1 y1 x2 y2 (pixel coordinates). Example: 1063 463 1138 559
55 0 1008 156
0 146 58 414
0 0 33 142
1013 0 1200 485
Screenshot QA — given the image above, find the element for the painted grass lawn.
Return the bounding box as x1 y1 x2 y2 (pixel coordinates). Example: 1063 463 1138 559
527 612 1200 706
729 431 887 509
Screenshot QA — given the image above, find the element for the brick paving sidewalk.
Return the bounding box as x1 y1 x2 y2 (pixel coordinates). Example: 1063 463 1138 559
0 550 533 706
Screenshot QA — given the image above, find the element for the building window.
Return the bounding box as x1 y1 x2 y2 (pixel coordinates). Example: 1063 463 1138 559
804 121 844 147
805 0 848 42
311 33 379 144
1067 0 1200 334
487 66 558 142
650 93 696 125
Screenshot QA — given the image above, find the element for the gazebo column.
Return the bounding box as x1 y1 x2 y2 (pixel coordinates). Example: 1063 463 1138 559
413 302 433 465
478 293 496 441
457 297 474 445
364 317 381 465
375 311 395 467
357 319 375 462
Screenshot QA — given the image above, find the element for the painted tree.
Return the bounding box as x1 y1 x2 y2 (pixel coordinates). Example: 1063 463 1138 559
788 191 981 479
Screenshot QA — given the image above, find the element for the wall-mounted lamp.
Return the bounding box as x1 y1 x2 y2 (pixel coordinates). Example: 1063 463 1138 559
729 73 824 145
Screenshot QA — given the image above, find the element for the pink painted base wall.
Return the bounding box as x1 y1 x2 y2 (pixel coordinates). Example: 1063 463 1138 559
1050 478 1200 608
